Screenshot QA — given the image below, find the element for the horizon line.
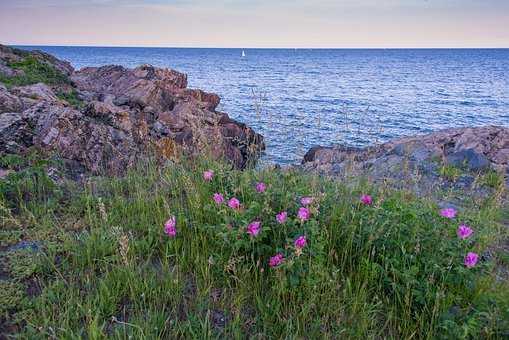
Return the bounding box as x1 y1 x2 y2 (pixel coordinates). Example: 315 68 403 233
7 43 509 50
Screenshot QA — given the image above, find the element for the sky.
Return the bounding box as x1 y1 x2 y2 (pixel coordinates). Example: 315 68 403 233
0 0 508 48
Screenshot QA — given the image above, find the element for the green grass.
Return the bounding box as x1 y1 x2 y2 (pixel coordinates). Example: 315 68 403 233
0 55 69 88
439 164 462 182
1 153 508 339
56 88 85 110
481 170 506 190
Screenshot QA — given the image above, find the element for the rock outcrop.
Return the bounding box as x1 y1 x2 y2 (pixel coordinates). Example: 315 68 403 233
302 126 509 192
0 45 264 176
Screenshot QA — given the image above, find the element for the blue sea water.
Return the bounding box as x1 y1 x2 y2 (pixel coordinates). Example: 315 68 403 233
17 46 509 164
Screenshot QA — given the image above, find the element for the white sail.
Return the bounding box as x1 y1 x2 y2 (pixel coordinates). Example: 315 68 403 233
242 50 246 57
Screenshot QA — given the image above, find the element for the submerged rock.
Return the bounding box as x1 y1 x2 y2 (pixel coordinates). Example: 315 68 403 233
0 45 264 175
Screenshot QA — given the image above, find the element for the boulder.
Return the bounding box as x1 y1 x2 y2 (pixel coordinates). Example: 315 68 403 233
70 63 264 170
304 126 509 171
302 126 509 193
0 84 23 113
10 83 59 102
0 61 19 78
0 44 264 175
446 149 491 172
0 112 29 153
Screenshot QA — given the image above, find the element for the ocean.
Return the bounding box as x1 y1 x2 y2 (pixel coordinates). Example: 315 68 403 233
17 46 509 164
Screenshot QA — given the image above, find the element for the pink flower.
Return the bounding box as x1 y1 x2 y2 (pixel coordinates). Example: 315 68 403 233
464 252 479 268
297 207 310 222
294 235 307 249
457 224 473 240
276 211 287 224
360 194 373 205
228 197 240 210
203 170 214 181
440 208 457 219
255 182 267 193
164 216 177 237
246 221 261 236
300 196 314 206
213 193 224 204
269 253 284 267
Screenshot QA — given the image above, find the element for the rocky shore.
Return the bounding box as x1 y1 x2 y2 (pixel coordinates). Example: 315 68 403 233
302 126 509 198
1 44 508 194
0 45 264 176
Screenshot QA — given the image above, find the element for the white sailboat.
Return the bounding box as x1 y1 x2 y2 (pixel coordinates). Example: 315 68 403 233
241 49 246 58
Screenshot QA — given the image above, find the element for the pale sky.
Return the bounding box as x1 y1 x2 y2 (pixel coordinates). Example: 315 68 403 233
0 0 508 48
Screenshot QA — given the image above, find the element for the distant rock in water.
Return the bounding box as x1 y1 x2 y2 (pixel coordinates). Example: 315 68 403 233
302 126 509 194
0 44 264 176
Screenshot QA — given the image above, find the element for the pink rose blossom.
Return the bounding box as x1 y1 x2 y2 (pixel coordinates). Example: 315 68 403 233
228 197 241 210
440 208 457 219
457 224 473 240
164 216 177 237
203 170 214 181
246 221 261 236
213 193 225 204
276 211 288 224
255 182 267 193
464 252 479 268
297 207 310 222
360 194 373 205
294 235 307 249
269 253 284 267
300 196 314 206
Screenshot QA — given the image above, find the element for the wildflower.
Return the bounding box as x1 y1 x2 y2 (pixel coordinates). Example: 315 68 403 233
300 196 314 206
256 182 267 193
294 235 307 249
269 253 284 267
360 194 373 205
276 211 288 224
228 197 241 210
440 208 457 219
464 252 479 268
203 170 214 181
457 224 473 240
164 216 177 237
297 207 310 222
247 221 261 236
213 193 225 204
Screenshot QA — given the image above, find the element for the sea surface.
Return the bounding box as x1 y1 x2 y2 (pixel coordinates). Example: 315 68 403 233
17 46 509 164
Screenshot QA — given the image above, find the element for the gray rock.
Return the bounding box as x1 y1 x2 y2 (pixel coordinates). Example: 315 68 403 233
446 149 491 172
113 95 129 106
0 86 23 113
11 83 59 103
302 126 509 198
0 61 16 77
455 175 476 189
7 241 42 252
0 168 13 179
410 146 431 162
0 112 23 136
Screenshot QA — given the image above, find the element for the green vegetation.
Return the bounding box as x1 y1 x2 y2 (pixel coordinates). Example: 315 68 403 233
0 55 69 88
481 170 506 190
56 88 85 109
1 153 508 339
439 164 462 182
